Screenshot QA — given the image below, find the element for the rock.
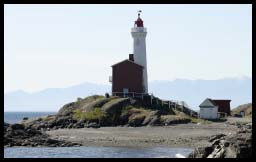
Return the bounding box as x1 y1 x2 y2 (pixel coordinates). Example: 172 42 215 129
188 126 252 158
208 133 226 142
142 110 160 126
46 138 59 144
86 122 100 128
23 117 29 120
55 116 70 126
4 122 10 127
67 123 73 129
4 123 79 147
25 128 41 135
6 127 13 132
11 124 24 130
188 146 213 158
148 115 161 126
128 115 146 127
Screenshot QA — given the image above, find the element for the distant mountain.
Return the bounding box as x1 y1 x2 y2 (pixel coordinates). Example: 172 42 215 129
4 83 111 112
4 77 252 112
149 77 252 110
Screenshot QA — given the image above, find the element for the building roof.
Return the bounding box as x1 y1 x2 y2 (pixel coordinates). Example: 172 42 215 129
111 59 144 68
210 99 231 108
135 13 144 27
199 98 215 107
199 98 231 108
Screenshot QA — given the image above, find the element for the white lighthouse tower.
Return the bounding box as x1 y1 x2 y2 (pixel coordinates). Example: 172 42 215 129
131 11 148 93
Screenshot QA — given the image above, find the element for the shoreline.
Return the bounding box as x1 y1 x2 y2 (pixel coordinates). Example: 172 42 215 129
45 123 240 148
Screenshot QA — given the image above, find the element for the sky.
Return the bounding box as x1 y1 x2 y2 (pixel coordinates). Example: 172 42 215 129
4 4 252 93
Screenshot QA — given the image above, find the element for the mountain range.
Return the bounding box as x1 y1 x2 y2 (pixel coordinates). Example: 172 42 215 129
4 77 252 112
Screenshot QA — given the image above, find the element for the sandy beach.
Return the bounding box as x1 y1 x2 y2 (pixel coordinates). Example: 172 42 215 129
46 119 246 148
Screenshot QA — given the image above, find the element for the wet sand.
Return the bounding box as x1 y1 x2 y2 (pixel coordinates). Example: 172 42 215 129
46 122 240 148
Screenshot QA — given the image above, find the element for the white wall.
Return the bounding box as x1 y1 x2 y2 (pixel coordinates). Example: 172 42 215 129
200 106 218 119
131 27 148 93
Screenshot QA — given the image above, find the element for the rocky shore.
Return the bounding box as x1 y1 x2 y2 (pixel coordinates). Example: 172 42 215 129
4 118 252 158
4 122 81 147
4 95 252 158
188 122 252 158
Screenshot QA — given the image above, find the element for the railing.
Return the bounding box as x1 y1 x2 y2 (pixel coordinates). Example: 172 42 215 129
109 92 198 117
111 92 150 99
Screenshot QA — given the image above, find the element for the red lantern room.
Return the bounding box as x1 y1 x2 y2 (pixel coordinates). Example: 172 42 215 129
134 12 144 27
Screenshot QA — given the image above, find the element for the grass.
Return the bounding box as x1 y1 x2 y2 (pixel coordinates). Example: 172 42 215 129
172 109 212 124
190 117 212 124
102 97 128 109
73 108 106 122
245 114 252 118
42 115 56 122
121 105 134 115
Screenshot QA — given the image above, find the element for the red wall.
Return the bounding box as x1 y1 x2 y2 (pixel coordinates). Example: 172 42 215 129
112 60 143 94
213 100 231 115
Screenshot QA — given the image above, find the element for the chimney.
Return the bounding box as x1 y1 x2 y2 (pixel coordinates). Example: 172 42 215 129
129 54 134 61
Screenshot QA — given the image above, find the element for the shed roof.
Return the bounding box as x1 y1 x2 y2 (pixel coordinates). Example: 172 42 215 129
111 59 144 68
199 98 231 108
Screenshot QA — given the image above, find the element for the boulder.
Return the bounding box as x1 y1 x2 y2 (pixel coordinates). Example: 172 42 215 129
188 146 213 158
128 115 146 127
4 122 80 147
188 124 252 158
11 124 24 130
208 133 226 142
142 110 160 126
86 122 100 128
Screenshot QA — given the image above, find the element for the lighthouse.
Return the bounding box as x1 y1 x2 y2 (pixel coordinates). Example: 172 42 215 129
131 11 148 93
110 11 148 97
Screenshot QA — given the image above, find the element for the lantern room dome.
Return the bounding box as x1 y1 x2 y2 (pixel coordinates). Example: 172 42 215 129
134 14 144 27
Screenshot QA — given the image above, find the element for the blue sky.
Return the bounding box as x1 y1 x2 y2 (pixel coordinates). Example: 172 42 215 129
4 4 252 93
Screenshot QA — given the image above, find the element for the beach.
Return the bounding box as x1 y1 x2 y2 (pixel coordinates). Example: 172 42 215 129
46 120 245 148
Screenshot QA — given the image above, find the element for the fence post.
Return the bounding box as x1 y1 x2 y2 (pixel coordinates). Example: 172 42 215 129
168 101 170 109
151 94 153 105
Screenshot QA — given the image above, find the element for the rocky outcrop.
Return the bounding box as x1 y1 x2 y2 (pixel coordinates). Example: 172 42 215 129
231 103 252 117
4 123 81 147
188 123 252 158
160 115 191 125
19 95 195 131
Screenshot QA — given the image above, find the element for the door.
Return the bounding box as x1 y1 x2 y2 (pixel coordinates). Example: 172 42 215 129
123 88 129 97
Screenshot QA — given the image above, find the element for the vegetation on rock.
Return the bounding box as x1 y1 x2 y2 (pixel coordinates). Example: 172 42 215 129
73 108 106 123
231 103 252 118
21 95 204 130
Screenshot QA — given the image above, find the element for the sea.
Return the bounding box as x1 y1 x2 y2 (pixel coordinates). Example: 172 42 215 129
4 112 193 158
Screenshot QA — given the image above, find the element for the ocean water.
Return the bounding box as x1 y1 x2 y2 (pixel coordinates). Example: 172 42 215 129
4 112 193 158
4 112 56 124
4 146 193 158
